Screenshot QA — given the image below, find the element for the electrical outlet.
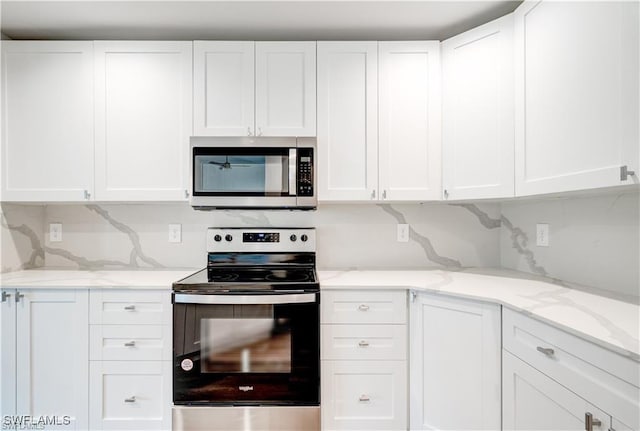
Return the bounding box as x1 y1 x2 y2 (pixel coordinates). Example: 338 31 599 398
397 224 409 242
49 223 62 242
536 223 549 247
169 224 182 243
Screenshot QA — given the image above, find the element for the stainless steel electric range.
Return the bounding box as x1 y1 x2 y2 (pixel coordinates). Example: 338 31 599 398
172 227 320 431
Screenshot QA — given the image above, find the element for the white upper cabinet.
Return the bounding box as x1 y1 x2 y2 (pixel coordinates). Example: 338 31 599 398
1 41 94 202
378 41 442 201
442 14 515 200
255 42 317 137
514 0 639 196
317 42 378 201
94 41 192 201
193 41 255 136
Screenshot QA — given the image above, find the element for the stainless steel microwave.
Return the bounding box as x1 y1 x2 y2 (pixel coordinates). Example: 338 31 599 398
190 137 316 210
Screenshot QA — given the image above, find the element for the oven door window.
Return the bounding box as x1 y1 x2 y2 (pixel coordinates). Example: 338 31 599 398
201 316 292 373
193 148 291 196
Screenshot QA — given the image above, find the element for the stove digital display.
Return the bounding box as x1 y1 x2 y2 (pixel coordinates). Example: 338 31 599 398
243 232 280 243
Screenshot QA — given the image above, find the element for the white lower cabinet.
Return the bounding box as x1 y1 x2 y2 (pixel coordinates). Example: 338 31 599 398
1 289 89 430
409 292 501 430
89 289 172 431
503 351 610 431
322 361 407 431
321 289 407 431
89 361 171 430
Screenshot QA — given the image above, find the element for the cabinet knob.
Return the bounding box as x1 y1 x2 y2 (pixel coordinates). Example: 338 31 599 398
382 190 387 199
371 190 376 199
15 292 24 303
247 127 253 136
620 165 636 181
444 189 449 199
84 190 91 200
184 189 190 199
358 340 369 348
585 412 602 431
124 396 136 403
358 304 370 311
258 127 263 136
123 305 136 311
124 341 136 347
359 395 370 402
536 346 555 357
1 291 10 303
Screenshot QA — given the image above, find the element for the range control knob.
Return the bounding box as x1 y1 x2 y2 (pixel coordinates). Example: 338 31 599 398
300 234 308 242
290 234 297 242
225 234 233 242
214 234 222 242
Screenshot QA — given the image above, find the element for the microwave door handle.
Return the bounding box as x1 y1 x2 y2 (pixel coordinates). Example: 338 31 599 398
173 293 316 305
289 148 297 196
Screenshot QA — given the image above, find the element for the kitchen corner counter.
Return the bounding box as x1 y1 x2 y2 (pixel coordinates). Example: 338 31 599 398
318 269 640 361
0 269 197 289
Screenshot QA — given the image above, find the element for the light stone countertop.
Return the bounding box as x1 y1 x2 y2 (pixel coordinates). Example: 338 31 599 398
1 267 638 360
319 268 640 361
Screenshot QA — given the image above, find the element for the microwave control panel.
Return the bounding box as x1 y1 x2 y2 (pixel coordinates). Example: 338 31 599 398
297 148 314 196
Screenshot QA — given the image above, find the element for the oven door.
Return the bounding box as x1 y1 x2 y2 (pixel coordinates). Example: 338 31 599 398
173 292 319 406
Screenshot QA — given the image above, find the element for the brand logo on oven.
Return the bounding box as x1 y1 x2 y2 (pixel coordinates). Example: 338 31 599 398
238 386 254 392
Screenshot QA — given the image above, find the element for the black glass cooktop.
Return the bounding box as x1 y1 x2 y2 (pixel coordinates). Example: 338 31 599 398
208 267 316 283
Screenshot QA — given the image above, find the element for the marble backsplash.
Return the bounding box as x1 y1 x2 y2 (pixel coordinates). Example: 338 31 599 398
1 191 638 301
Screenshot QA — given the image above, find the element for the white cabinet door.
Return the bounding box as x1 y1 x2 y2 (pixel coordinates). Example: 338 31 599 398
255 42 316 137
89 361 171 430
503 351 611 431
15 289 89 430
322 360 407 431
1 41 94 202
94 41 192 201
514 1 639 196
410 292 501 430
442 14 515 200
378 41 441 201
317 42 378 201
193 41 255 136
0 289 16 419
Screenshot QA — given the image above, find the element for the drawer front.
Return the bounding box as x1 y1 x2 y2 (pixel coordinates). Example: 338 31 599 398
322 325 407 361
89 361 171 430
503 308 639 430
321 290 407 324
322 360 407 431
90 290 171 325
90 325 171 361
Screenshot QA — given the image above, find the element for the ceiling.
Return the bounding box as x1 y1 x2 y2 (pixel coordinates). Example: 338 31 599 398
0 1 522 41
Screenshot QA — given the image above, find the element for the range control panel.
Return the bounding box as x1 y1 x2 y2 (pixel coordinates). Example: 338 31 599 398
207 228 316 253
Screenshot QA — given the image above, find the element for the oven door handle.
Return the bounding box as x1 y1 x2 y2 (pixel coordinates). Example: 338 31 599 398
173 293 316 305
289 148 297 196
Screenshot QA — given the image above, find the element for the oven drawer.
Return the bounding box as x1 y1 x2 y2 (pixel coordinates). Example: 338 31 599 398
322 324 407 361
322 360 407 430
321 290 407 324
90 325 171 361
90 290 171 325
89 361 171 430
503 308 640 430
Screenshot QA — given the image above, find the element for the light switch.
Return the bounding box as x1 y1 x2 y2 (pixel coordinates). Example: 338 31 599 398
536 223 549 247
49 223 62 242
397 224 410 242
169 224 182 243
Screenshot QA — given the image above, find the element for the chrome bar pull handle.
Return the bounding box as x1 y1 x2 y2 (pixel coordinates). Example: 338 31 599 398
536 346 555 357
124 396 136 403
358 304 370 311
358 340 370 348
124 341 136 347
288 148 297 196
359 395 370 402
585 412 602 431
124 305 136 311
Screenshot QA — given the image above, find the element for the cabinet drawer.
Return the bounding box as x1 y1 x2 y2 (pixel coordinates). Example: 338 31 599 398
322 325 406 361
503 308 639 430
90 325 171 361
321 290 406 324
322 360 407 430
90 290 171 325
89 361 171 430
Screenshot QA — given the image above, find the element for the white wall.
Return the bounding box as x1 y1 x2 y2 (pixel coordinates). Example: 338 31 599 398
500 191 639 300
